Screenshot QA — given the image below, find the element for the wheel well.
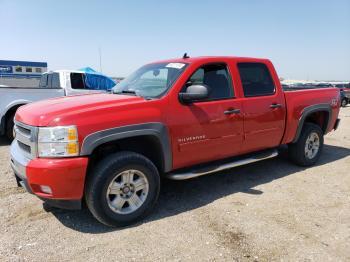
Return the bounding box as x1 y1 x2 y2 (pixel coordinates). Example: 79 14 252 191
5 105 25 125
304 110 329 133
87 135 165 174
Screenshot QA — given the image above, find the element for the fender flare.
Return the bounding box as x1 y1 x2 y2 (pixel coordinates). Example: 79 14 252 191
4 99 30 114
0 101 29 134
80 122 172 172
292 103 332 143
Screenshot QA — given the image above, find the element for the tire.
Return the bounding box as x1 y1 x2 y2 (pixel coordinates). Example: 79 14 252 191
341 98 347 107
288 123 324 166
85 151 160 227
6 112 15 141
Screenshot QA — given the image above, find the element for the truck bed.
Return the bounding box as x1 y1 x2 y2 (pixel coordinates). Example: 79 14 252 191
281 87 340 144
0 87 64 117
0 86 57 89
283 86 333 91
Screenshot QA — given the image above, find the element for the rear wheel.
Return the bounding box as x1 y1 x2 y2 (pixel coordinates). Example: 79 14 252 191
85 151 160 227
289 123 324 166
6 112 15 141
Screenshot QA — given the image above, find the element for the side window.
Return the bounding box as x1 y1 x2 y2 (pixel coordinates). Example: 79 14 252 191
71 73 86 89
189 68 204 85
184 64 234 100
51 73 60 88
39 74 48 87
237 63 275 97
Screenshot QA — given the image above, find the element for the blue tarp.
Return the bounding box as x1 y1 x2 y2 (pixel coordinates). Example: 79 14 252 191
78 67 116 91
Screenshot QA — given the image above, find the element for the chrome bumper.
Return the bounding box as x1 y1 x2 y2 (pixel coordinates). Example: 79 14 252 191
10 140 30 180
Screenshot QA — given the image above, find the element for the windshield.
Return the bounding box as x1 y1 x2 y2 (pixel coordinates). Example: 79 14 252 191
112 62 188 98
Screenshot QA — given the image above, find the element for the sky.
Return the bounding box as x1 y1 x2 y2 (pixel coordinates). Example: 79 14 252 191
0 0 349 80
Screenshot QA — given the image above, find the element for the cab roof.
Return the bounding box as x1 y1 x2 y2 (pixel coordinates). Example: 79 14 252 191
151 56 271 64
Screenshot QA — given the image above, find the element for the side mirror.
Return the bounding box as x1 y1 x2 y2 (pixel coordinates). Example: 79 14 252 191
179 84 209 104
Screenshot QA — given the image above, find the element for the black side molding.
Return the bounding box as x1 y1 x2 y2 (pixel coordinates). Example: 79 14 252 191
292 103 332 143
80 122 173 172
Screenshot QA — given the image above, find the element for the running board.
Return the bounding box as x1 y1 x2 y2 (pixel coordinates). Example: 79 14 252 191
166 149 278 180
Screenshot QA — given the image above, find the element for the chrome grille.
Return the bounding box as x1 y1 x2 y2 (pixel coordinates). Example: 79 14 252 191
16 125 31 136
17 140 31 153
14 121 38 159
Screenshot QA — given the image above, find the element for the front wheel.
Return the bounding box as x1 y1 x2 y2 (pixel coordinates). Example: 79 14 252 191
85 151 160 227
288 123 324 166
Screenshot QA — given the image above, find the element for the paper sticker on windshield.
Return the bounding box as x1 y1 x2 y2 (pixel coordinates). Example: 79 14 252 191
166 63 185 69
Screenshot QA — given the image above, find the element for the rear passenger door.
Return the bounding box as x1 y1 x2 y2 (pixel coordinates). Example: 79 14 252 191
237 62 286 153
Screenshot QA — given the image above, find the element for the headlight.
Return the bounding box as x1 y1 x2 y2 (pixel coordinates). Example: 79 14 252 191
38 126 79 157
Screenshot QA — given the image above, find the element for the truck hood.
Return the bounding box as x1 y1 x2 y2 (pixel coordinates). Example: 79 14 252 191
16 93 145 126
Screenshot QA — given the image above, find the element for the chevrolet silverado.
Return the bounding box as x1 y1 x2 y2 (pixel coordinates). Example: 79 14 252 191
10 56 341 226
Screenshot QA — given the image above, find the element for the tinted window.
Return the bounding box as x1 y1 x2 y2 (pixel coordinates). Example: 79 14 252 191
238 63 275 97
71 73 86 89
51 73 60 88
35 68 42 73
26 67 32 73
15 66 22 72
184 64 233 100
189 68 204 85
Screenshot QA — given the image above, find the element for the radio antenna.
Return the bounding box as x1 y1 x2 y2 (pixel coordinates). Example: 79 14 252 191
183 53 190 59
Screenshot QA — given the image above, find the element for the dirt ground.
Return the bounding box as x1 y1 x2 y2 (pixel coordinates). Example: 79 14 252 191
0 107 349 262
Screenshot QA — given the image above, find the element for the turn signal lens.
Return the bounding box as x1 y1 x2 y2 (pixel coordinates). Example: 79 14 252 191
67 142 78 155
67 127 77 141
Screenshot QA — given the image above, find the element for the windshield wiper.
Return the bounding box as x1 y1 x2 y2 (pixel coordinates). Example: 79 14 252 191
113 89 138 95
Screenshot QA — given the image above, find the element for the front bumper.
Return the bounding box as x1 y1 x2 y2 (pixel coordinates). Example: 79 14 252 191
10 141 89 209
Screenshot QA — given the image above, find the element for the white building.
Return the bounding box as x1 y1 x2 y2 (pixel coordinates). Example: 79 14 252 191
0 60 47 87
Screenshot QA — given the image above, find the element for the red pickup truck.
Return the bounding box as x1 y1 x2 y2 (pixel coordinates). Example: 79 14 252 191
10 56 340 227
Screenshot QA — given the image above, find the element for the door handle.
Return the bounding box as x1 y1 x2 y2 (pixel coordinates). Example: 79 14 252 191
224 108 241 115
270 103 282 109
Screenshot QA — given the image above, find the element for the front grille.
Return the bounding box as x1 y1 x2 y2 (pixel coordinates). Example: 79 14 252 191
17 141 31 154
14 121 38 159
16 125 31 136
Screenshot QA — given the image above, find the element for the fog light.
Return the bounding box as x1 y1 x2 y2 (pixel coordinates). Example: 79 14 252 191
40 185 52 194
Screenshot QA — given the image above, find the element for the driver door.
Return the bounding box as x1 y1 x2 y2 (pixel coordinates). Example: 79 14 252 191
168 63 244 169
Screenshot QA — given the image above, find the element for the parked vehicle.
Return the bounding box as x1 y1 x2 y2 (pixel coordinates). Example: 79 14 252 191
333 84 350 107
10 56 341 227
0 69 115 140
